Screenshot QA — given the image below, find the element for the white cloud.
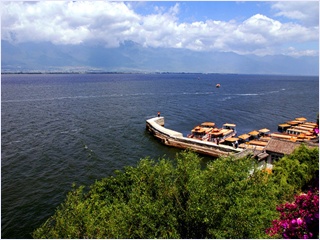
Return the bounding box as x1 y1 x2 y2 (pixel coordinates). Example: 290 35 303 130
271 1 319 27
1 1 140 46
228 14 318 55
285 47 318 57
1 1 318 56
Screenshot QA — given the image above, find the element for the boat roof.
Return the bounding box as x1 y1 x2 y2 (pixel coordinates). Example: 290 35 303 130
287 120 300 126
220 129 234 135
240 144 265 151
201 122 215 127
225 137 239 142
287 128 309 133
293 126 313 131
278 123 291 128
249 140 268 146
210 132 223 136
300 124 317 129
238 134 250 140
209 128 234 136
223 123 236 127
248 130 259 136
259 128 270 133
303 122 317 126
295 117 307 122
271 133 293 139
192 128 206 133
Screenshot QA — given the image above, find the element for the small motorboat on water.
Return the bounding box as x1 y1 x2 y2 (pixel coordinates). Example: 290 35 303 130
216 83 221 88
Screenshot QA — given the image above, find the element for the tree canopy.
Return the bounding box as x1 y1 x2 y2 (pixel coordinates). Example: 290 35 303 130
33 144 319 239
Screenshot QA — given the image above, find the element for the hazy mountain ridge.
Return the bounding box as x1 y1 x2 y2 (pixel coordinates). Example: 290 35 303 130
1 40 318 75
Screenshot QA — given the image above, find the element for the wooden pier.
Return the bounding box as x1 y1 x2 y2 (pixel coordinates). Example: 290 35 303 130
146 116 243 158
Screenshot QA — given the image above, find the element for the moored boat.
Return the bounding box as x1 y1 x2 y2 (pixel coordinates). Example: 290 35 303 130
273 117 318 142
188 122 237 143
278 123 291 132
146 116 243 158
259 128 270 136
146 114 318 158
238 133 250 143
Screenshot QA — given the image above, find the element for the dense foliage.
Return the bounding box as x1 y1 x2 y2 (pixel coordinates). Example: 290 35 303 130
33 144 319 239
266 144 319 239
271 144 319 201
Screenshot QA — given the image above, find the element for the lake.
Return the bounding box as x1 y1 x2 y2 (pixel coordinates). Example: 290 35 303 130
1 73 319 238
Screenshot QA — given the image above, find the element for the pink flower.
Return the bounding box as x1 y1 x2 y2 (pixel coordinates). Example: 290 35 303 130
267 190 319 239
283 233 289 238
296 218 303 225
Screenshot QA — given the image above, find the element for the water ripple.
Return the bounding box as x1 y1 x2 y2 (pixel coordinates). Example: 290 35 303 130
1 74 318 239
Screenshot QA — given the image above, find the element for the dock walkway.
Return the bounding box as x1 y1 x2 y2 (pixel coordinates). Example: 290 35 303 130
146 116 243 158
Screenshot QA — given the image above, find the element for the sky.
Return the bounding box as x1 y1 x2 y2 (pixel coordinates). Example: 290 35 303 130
1 1 319 58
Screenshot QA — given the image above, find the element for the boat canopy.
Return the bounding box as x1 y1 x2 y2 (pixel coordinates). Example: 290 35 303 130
295 117 307 122
287 120 300 126
192 128 206 133
294 126 313 131
241 144 265 151
225 137 239 142
248 140 268 146
286 128 309 134
259 128 270 133
220 129 234 135
201 122 215 127
302 122 317 128
278 123 291 128
248 130 259 136
223 123 236 127
238 134 250 140
271 133 293 139
210 132 223 136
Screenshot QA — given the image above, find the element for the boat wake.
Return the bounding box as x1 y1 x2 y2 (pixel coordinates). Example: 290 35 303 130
219 89 286 101
2 89 285 104
235 89 285 96
4 92 213 103
60 128 82 134
1 93 155 103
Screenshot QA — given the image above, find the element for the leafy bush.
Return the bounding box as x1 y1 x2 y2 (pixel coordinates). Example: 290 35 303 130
33 144 319 239
271 144 319 201
267 144 319 239
33 151 280 238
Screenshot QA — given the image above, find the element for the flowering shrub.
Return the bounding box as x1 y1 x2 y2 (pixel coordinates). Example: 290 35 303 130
266 190 319 239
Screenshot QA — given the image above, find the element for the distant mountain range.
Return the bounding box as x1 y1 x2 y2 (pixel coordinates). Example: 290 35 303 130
1 40 319 75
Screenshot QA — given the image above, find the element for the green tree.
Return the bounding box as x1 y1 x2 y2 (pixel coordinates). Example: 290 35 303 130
33 147 317 239
271 144 319 201
198 156 279 238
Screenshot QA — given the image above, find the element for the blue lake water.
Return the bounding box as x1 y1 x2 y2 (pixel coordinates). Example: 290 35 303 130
1 73 319 238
